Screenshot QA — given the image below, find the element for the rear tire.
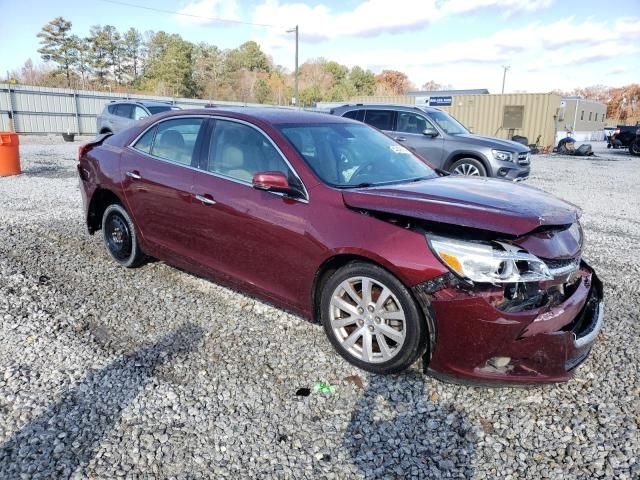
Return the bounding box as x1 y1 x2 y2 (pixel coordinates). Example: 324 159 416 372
320 261 427 374
449 158 487 177
630 140 640 157
101 204 146 268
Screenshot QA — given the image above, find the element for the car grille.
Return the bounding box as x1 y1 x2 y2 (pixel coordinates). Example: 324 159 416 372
517 152 530 165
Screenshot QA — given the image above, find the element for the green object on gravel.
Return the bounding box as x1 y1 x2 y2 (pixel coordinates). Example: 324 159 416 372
313 382 336 394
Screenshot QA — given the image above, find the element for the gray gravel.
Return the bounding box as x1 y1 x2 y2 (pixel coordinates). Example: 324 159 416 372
0 135 638 479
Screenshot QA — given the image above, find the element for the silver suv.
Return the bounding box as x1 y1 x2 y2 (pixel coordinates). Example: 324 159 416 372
96 101 181 135
330 104 530 181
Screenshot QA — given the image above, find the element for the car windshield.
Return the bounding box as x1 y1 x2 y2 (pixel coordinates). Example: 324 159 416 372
147 106 174 115
427 110 469 135
279 123 437 188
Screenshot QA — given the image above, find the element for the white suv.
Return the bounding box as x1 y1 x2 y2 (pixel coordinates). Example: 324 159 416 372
96 101 180 135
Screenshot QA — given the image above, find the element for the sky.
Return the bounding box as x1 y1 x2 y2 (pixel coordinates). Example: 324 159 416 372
0 0 638 93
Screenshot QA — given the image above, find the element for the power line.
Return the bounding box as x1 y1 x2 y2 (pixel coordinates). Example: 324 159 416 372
98 0 285 29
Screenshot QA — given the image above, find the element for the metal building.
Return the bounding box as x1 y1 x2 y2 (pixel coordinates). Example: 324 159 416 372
556 97 607 142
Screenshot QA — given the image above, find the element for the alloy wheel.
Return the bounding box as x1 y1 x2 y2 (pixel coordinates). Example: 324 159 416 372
453 163 481 176
329 276 407 364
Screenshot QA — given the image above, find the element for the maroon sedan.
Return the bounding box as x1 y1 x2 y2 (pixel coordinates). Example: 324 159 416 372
78 108 604 384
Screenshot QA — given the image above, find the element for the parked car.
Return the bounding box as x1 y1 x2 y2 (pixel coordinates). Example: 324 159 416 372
330 104 531 181
631 129 640 157
78 108 603 384
607 124 640 154
96 100 181 135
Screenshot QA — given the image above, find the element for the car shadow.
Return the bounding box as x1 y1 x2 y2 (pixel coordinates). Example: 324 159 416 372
343 372 475 478
0 324 203 478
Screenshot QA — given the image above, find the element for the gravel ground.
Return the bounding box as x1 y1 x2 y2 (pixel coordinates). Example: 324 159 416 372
0 136 638 479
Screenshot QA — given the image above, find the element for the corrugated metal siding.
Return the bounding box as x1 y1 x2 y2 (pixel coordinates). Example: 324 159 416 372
0 84 280 134
439 93 562 148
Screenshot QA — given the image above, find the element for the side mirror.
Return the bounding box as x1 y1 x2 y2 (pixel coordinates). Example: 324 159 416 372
252 171 291 194
423 128 439 137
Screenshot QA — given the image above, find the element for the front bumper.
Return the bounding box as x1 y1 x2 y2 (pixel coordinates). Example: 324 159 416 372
493 160 530 181
414 262 604 385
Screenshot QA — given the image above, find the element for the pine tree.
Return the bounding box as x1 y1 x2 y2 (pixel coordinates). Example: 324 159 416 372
123 28 143 81
87 25 111 85
37 17 78 87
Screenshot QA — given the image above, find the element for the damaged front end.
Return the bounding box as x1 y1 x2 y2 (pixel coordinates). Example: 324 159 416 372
413 222 604 384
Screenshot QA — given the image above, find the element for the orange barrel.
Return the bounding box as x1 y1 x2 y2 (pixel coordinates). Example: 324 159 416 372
0 132 20 176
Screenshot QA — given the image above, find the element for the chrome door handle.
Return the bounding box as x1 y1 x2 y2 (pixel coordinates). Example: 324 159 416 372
394 136 406 142
126 171 141 180
195 194 216 205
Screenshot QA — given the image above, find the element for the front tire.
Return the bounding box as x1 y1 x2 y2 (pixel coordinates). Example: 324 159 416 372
320 262 427 374
101 204 145 268
449 158 487 177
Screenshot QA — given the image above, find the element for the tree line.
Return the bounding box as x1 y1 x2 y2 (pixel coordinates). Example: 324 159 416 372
10 17 637 120
4 17 438 106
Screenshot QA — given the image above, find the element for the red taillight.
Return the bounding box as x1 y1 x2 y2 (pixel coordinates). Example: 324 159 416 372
78 143 92 161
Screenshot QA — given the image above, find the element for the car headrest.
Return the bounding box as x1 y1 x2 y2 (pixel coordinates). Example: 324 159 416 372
157 130 185 150
220 145 244 168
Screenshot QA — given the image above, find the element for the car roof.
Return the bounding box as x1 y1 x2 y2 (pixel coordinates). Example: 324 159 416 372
159 107 354 125
331 104 443 114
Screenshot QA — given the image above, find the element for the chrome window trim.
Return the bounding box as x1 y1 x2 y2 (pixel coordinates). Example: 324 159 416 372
127 114 309 204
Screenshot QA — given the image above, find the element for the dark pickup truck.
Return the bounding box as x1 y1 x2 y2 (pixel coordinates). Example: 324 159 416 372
608 124 640 156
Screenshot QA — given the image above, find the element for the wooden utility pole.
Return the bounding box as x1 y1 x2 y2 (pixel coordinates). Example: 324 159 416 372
287 25 299 106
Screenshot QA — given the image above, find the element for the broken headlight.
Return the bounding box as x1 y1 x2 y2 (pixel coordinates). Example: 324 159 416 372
427 235 553 284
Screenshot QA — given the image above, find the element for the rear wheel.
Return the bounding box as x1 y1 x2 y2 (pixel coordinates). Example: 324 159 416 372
101 204 145 268
630 140 640 157
320 262 427 374
449 158 487 177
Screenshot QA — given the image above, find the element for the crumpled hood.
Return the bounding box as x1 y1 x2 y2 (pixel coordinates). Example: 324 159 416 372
454 134 530 152
342 176 580 236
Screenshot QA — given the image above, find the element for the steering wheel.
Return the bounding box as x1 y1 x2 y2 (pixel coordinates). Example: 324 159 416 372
349 161 376 184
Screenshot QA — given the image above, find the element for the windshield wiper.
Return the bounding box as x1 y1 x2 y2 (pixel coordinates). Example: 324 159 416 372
336 182 374 189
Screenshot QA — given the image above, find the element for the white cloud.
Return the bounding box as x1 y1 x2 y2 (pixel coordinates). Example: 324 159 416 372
171 0 639 92
176 0 556 39
176 0 241 26
328 17 639 70
442 0 554 15
277 16 640 92
249 0 557 41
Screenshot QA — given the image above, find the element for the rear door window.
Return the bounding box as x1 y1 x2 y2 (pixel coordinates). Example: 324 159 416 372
364 110 394 131
107 104 117 114
149 118 204 166
115 104 134 119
